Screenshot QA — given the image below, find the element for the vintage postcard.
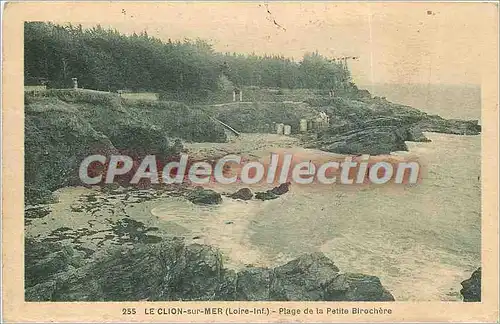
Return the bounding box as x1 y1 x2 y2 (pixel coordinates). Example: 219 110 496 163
2 1 499 323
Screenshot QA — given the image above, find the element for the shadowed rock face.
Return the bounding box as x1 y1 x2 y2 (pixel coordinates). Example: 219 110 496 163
25 239 83 289
25 240 395 302
460 268 481 302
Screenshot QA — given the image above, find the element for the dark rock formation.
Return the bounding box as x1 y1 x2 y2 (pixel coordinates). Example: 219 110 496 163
325 273 395 301
270 252 339 300
25 239 395 302
419 116 481 135
236 267 273 300
26 239 234 301
255 183 291 200
313 96 480 155
406 125 431 142
269 182 291 195
320 126 408 155
25 239 83 289
187 187 222 205
25 107 118 204
255 191 279 201
318 117 409 155
460 267 481 302
230 188 253 200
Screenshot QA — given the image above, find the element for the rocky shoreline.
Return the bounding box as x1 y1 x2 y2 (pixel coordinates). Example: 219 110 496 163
460 267 482 302
25 183 480 302
25 234 395 302
24 88 481 301
311 97 481 155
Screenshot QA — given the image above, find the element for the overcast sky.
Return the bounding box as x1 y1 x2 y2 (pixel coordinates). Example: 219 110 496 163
54 2 497 86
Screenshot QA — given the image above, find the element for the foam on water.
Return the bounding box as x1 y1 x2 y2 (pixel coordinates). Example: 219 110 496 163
150 132 480 300
247 132 480 301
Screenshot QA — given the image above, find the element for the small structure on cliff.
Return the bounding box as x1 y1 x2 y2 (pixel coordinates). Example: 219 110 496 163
232 87 243 102
299 112 330 133
276 123 285 135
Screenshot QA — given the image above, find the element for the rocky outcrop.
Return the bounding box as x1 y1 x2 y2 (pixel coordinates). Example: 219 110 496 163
324 273 395 301
236 267 273 300
418 116 481 135
270 252 340 300
269 182 291 195
187 187 222 205
255 191 279 200
24 90 226 204
25 107 118 204
25 239 395 302
311 96 480 155
406 125 431 142
460 267 481 302
229 188 253 200
25 238 83 289
318 117 409 155
255 183 291 201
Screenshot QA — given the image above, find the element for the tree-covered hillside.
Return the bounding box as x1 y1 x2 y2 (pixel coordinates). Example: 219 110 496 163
24 22 351 97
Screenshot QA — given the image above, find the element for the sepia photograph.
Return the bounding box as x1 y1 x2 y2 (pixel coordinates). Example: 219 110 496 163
2 1 499 323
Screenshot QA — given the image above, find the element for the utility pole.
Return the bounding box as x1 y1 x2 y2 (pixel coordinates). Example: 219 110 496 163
330 56 359 72
328 56 359 88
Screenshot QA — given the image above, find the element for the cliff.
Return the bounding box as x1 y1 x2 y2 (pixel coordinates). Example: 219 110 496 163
24 90 227 204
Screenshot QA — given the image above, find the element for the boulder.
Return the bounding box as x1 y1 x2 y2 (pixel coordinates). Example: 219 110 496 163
170 243 228 300
230 188 253 200
254 183 291 201
325 273 395 301
317 117 411 155
236 267 273 300
460 267 481 302
187 188 222 205
269 252 340 301
269 182 291 195
255 191 279 201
